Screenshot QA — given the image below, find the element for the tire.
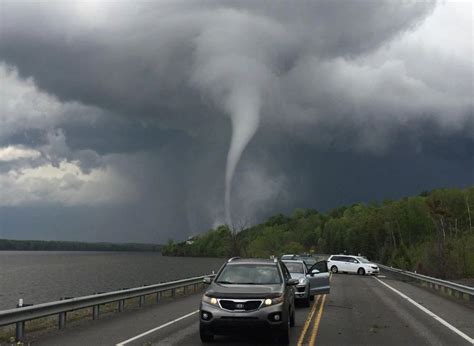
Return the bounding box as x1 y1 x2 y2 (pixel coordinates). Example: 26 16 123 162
357 267 365 275
199 324 214 343
290 306 295 327
303 287 311 308
302 296 310 307
331 265 338 274
275 313 290 345
310 294 314 301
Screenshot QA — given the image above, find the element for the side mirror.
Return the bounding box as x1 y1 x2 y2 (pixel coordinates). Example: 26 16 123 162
287 278 299 286
203 277 212 284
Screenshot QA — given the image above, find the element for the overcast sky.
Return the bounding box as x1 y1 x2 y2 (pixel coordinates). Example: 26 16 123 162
0 0 472 243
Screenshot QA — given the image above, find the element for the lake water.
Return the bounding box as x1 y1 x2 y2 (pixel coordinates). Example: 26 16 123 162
0 251 225 310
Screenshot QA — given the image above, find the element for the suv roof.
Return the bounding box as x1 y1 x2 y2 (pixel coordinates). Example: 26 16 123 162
226 258 277 265
282 259 306 264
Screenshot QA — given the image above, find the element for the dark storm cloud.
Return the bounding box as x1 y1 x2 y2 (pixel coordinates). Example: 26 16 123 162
0 0 472 242
0 1 440 134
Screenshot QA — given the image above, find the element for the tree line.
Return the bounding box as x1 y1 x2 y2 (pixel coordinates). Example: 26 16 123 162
0 239 162 252
163 187 474 280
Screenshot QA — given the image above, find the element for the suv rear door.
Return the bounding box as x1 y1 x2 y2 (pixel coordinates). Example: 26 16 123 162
307 261 330 295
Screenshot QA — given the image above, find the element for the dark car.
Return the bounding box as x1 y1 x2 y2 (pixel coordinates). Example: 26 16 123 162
298 254 317 268
199 257 298 344
281 254 317 268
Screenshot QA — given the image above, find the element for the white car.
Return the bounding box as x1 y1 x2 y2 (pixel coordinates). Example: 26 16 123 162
327 255 379 275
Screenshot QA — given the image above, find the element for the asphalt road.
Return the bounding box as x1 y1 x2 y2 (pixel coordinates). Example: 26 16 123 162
28 271 473 345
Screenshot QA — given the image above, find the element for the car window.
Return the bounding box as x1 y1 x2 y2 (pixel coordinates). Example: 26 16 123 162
281 263 291 281
283 261 305 274
310 261 328 273
216 264 282 284
357 257 370 263
332 256 342 261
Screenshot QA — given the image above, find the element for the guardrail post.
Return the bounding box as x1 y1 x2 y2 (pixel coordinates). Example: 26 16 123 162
118 299 125 312
15 298 25 341
171 288 175 298
139 295 145 307
92 305 99 320
58 312 66 329
156 291 161 303
15 321 25 341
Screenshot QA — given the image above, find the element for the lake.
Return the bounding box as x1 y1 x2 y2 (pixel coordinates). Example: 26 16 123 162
0 251 225 310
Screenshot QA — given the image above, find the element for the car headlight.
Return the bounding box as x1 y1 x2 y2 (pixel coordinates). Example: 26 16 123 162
264 295 284 306
299 277 308 285
202 295 218 306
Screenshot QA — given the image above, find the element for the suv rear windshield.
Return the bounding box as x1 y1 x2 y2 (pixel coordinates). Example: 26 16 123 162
283 262 305 274
216 264 282 285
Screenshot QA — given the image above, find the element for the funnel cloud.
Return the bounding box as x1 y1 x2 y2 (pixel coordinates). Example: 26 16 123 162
224 87 261 226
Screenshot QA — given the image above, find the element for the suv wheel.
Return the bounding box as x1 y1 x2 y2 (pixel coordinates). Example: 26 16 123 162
275 313 290 345
331 265 338 274
357 267 365 275
303 293 311 307
199 324 214 343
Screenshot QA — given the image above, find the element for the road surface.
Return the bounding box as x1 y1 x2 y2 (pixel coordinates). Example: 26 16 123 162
27 271 473 345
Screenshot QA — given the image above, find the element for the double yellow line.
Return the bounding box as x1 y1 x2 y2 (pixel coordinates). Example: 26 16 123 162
308 294 326 345
297 274 331 345
296 294 327 345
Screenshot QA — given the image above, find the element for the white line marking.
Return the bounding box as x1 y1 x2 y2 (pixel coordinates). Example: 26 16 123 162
374 277 474 345
116 310 199 345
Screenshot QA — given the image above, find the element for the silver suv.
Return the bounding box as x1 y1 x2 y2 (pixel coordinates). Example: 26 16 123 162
282 259 330 307
199 258 297 344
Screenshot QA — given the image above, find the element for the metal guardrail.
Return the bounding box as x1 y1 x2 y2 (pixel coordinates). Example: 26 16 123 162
0 274 216 341
378 264 474 302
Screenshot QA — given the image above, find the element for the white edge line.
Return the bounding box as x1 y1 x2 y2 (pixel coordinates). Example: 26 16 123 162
374 276 474 345
116 310 199 345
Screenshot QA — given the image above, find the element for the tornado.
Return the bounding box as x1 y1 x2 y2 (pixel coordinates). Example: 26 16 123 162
189 13 273 227
224 87 261 227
